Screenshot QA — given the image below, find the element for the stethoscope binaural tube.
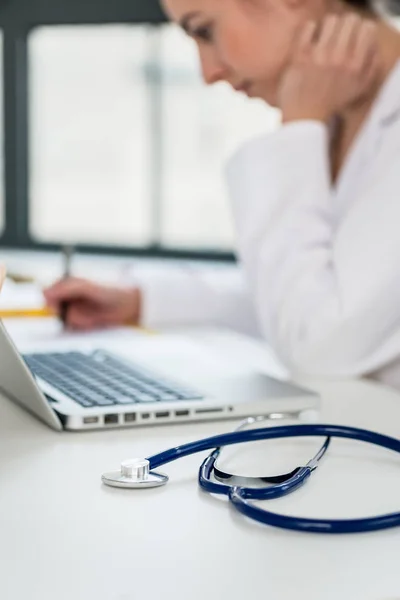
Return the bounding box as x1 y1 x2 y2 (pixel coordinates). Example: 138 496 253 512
103 424 400 534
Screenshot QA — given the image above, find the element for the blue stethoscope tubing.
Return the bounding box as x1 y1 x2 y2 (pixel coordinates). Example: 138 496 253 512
148 424 400 534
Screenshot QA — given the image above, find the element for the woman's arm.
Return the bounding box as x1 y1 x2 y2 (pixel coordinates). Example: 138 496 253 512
135 264 260 337
226 119 400 377
44 264 260 336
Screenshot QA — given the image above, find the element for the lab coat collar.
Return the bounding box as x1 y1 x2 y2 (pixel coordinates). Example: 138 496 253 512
371 58 400 128
332 59 400 202
351 58 400 170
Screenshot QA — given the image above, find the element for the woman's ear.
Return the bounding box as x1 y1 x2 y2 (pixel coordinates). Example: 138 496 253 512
0 264 6 292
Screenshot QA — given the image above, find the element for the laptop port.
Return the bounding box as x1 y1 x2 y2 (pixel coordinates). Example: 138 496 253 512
104 414 119 425
141 413 151 419
155 411 170 419
195 407 224 415
124 413 136 423
83 416 99 425
175 410 189 417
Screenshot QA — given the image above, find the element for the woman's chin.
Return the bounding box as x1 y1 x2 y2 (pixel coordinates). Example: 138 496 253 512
251 85 279 107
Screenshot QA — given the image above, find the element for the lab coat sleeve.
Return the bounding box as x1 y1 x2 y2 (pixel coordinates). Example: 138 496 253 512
226 120 400 377
131 264 260 337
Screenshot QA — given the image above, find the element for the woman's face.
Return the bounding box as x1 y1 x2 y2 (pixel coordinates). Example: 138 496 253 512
162 0 328 106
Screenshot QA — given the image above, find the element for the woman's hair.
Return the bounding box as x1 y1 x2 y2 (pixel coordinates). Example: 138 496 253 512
345 0 400 13
345 0 373 8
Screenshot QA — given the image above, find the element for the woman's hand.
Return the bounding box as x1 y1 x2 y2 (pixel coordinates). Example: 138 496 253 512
44 278 142 331
279 14 380 124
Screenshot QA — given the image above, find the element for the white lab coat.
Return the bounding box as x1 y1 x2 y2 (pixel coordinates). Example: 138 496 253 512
137 60 400 389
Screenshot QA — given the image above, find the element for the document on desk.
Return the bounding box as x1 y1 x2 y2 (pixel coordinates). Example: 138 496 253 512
2 318 149 355
0 279 46 314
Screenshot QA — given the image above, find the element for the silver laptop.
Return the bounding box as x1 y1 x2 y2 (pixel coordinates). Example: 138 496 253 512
0 319 319 431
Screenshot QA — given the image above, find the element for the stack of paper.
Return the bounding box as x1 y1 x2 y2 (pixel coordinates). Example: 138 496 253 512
0 278 51 317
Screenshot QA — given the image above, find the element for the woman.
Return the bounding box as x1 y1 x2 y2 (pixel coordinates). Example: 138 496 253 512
45 0 400 389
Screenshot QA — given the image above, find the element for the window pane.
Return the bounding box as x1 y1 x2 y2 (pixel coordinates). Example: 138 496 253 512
0 33 4 235
29 25 153 246
160 25 280 250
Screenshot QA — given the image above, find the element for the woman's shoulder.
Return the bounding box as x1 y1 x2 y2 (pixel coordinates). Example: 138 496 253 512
369 58 400 154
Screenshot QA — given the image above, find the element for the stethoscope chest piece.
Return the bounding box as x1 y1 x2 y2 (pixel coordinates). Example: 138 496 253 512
102 458 169 489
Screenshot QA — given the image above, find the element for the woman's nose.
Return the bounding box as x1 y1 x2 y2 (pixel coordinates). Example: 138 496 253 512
199 50 230 85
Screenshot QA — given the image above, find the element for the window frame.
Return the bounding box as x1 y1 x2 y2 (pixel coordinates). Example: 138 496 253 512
0 0 235 262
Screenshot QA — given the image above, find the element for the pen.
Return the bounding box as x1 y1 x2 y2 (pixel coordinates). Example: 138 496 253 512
60 245 74 326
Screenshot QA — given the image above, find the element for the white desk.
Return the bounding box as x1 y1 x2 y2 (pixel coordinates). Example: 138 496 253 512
0 327 399 600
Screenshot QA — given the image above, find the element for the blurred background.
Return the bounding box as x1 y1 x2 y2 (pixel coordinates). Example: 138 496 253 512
0 0 280 263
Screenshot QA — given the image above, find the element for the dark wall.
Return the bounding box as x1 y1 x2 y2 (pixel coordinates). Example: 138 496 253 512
0 0 166 26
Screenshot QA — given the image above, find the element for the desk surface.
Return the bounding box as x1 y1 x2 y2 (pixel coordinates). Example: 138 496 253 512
0 328 399 600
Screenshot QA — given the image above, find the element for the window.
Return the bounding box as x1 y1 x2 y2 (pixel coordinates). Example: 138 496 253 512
29 25 154 246
28 23 278 252
0 34 4 235
0 1 279 257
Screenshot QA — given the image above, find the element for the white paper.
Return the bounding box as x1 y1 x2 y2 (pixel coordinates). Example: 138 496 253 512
0 279 45 310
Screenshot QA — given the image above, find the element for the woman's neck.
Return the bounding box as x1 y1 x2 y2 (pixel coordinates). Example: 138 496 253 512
329 16 400 182
341 17 400 127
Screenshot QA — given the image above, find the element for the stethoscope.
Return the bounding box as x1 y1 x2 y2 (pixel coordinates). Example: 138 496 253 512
102 418 400 534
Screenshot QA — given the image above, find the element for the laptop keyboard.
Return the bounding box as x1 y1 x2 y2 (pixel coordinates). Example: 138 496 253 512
23 350 204 408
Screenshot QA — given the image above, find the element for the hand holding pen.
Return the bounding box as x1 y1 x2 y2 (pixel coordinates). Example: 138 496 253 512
44 266 142 331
